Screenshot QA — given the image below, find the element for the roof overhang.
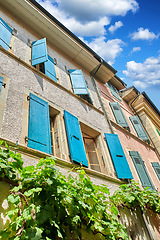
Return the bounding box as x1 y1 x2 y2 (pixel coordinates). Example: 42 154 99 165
120 86 139 102
0 0 117 84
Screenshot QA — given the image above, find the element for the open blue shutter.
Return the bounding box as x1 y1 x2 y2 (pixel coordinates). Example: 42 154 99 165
28 93 51 154
0 17 12 50
69 70 88 95
31 38 48 66
130 116 150 143
107 82 121 101
0 76 4 92
105 133 133 179
44 55 57 82
64 110 88 167
129 151 154 190
110 102 130 131
152 162 160 181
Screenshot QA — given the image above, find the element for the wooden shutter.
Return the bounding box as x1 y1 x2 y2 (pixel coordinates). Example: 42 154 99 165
44 55 57 82
64 110 88 167
0 76 4 92
110 102 130 131
107 82 121 101
130 116 150 143
28 93 52 154
0 17 12 50
129 151 154 190
105 133 133 179
31 38 48 66
152 162 160 181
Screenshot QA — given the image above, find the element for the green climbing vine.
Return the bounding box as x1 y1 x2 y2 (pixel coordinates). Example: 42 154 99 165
0 142 159 240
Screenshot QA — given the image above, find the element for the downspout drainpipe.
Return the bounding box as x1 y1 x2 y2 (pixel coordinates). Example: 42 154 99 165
130 94 160 159
91 59 114 134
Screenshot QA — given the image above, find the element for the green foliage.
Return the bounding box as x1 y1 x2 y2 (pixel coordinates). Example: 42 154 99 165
111 181 160 214
0 144 159 240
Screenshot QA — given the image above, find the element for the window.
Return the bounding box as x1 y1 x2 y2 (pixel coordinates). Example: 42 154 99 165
27 93 60 156
81 123 102 172
105 133 133 179
68 69 92 104
152 162 160 181
129 151 154 190
110 102 130 131
64 110 102 172
129 116 150 143
107 82 121 101
0 17 12 51
31 38 57 82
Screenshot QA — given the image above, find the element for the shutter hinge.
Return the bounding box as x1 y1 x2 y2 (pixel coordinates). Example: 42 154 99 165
27 96 30 101
54 58 57 65
2 83 6 88
25 136 28 143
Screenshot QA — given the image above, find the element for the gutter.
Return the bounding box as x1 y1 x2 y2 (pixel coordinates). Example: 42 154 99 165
28 0 116 75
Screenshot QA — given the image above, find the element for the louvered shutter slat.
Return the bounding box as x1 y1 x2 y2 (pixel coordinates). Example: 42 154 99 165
107 82 121 101
130 116 150 143
129 151 154 190
110 102 130 130
152 162 160 180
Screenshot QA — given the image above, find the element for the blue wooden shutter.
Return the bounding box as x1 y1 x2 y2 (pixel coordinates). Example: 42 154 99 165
28 93 52 154
31 38 48 66
152 162 160 181
44 55 57 82
69 69 92 103
64 110 88 167
105 133 133 179
129 116 150 143
110 102 130 131
129 151 154 190
0 76 4 92
0 17 12 51
107 82 121 101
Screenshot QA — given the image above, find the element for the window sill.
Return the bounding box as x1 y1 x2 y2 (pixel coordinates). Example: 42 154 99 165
0 136 124 185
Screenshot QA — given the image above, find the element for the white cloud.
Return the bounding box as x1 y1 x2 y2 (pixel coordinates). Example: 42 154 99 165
37 0 138 36
131 46 141 54
131 27 159 41
123 56 160 89
108 21 123 34
58 0 139 21
83 37 124 65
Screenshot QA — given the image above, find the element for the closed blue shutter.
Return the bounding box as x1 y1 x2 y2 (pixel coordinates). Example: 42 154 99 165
28 93 52 154
0 76 4 92
107 82 121 101
64 110 88 167
105 133 133 179
129 151 154 190
0 17 12 51
31 38 48 66
69 69 92 104
110 102 130 131
44 55 57 82
152 162 160 181
129 116 150 143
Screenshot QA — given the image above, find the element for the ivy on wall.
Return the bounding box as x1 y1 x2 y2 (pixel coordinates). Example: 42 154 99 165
0 142 159 240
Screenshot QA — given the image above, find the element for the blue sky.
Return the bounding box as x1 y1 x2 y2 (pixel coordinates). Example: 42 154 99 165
37 0 160 110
